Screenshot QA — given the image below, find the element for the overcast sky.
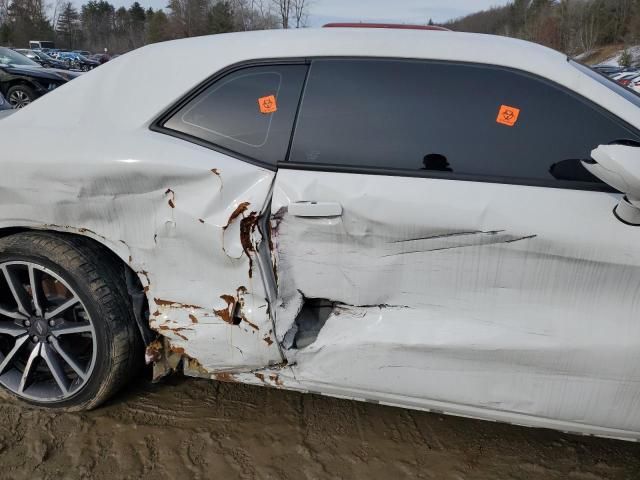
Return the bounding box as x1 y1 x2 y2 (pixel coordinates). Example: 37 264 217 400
107 0 512 25
305 0 512 26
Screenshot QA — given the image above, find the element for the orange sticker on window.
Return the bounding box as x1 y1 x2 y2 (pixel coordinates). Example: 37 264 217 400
496 105 520 127
258 95 277 114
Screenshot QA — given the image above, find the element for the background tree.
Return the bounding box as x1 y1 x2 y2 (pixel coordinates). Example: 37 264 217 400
231 0 277 31
208 1 234 34
4 0 53 47
620 48 633 67
271 0 290 29
166 0 208 38
128 1 145 47
81 0 115 52
271 0 309 28
56 1 81 48
146 8 170 43
292 0 308 28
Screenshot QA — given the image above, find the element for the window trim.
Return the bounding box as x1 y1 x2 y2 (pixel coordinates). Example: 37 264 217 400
150 58 309 171
281 160 619 192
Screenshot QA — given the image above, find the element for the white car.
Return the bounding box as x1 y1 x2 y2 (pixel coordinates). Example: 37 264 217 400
1 27 640 441
612 71 639 81
628 76 640 93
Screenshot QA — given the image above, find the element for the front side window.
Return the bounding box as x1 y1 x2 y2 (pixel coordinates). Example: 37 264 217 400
289 59 640 187
163 64 307 166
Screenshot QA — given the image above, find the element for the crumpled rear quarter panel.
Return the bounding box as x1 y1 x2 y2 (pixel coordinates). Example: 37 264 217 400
0 127 282 372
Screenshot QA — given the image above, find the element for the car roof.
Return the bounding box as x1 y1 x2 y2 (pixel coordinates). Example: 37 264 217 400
6 28 640 135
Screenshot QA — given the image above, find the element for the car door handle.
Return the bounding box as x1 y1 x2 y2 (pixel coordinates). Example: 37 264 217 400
289 201 343 218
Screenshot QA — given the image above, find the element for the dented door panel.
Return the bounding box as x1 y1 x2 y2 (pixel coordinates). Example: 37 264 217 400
271 169 640 436
0 128 283 373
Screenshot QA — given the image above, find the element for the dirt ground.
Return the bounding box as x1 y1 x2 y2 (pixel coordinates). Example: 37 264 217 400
0 374 639 480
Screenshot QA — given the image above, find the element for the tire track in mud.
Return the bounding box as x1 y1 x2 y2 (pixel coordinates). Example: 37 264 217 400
0 376 638 479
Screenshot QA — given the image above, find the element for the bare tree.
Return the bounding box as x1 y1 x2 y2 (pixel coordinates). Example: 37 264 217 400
577 1 599 54
270 0 309 28
292 0 308 28
50 0 64 32
232 0 276 31
271 0 290 28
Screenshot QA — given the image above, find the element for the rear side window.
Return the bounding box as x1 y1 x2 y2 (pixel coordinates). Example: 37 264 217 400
163 64 307 166
289 59 640 186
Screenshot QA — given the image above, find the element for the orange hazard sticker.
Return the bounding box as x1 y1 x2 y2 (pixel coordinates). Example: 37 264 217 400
258 95 277 114
496 105 520 127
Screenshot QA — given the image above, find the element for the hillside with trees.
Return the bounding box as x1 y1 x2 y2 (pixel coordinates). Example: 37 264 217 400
444 0 640 65
0 0 309 53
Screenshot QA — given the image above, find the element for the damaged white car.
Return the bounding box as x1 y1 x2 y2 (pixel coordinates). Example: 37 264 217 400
2 27 640 441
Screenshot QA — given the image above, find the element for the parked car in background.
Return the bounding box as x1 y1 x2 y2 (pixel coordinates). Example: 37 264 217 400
628 76 640 93
72 50 92 57
614 72 640 87
612 71 639 81
55 52 100 71
14 49 70 70
593 64 624 76
0 91 15 119
0 91 12 110
0 47 79 108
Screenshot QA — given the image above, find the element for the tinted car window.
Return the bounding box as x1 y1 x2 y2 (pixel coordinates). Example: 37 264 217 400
289 59 640 185
164 64 307 166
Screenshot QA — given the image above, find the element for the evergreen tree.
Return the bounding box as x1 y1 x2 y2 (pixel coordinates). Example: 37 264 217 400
208 1 234 34
146 9 169 43
56 2 81 48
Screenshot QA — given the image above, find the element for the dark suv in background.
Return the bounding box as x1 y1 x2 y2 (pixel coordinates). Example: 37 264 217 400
0 47 79 108
14 49 70 70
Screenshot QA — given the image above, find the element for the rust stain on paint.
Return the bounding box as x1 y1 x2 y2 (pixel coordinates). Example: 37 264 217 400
214 294 236 324
224 202 250 230
154 298 203 310
214 372 237 383
165 188 176 208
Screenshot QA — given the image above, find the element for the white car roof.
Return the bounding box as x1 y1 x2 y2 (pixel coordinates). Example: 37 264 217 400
5 28 640 133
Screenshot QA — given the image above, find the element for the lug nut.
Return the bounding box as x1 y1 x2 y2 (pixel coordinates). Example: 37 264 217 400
24 320 31 327
47 336 53 343
31 335 39 343
48 320 55 327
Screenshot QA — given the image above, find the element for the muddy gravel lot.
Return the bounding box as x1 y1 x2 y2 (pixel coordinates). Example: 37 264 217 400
0 374 639 480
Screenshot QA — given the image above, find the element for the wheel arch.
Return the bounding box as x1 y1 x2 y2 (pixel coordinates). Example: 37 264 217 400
0 226 154 346
6 78 39 92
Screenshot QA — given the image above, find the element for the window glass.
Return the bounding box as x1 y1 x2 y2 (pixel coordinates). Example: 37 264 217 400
290 59 640 185
164 64 307 165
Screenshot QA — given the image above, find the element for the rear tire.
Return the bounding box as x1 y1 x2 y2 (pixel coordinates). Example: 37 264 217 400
0 232 140 410
7 85 36 109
